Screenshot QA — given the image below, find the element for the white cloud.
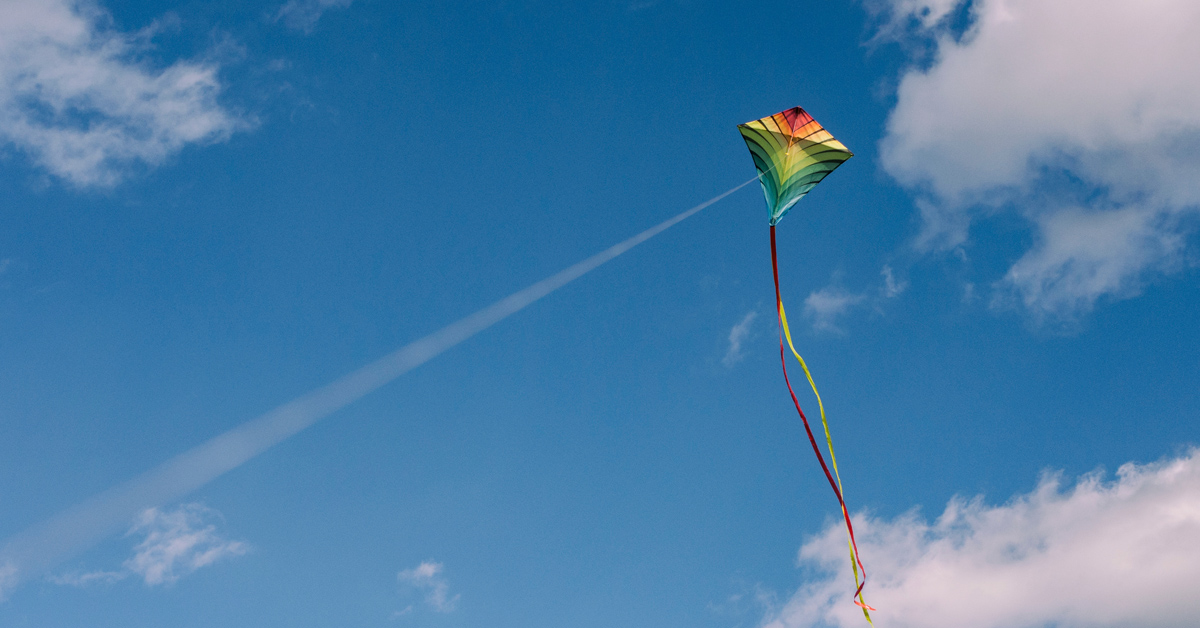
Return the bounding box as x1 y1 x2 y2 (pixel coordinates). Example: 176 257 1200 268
763 449 1200 628
274 0 353 33
803 288 866 333
880 265 907 298
998 206 1186 320
962 281 975 304
40 504 245 594
708 582 779 621
39 503 246 593
398 561 459 613
723 310 758 367
867 0 961 38
0 0 245 187
878 0 1200 320
122 504 247 587
794 267 906 334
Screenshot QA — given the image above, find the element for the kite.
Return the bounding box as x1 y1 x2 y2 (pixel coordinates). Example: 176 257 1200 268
738 106 873 621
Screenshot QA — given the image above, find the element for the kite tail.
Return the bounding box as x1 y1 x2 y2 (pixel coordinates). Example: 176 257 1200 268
770 225 875 622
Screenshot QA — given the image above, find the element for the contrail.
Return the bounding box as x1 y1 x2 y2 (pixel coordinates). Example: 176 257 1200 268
0 176 758 594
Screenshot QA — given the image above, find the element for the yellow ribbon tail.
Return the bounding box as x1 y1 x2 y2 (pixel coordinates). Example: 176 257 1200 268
771 223 872 622
779 301 875 623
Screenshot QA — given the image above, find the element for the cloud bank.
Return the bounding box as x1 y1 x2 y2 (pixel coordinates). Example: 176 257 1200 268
0 0 244 187
763 449 1200 628
877 0 1200 321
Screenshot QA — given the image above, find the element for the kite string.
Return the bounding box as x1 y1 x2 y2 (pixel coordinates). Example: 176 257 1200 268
770 225 875 621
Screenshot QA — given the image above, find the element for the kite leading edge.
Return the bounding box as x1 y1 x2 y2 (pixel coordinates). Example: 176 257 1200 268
737 106 874 623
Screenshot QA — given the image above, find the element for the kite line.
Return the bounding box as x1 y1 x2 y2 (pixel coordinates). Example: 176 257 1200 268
0 175 760 593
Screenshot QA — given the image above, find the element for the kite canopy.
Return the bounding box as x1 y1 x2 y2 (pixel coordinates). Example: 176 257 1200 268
738 106 853 225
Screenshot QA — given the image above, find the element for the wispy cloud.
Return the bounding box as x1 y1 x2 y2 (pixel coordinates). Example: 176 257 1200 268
880 265 908 298
43 503 246 595
763 449 1200 628
707 581 778 622
996 205 1186 323
274 0 353 33
0 0 247 187
803 288 866 333
802 265 908 333
962 281 976 304
722 310 758 367
398 561 459 613
123 504 247 586
877 0 1200 323
865 0 962 40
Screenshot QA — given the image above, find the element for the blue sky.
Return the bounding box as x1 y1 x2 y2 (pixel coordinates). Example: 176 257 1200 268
1 1 1199 627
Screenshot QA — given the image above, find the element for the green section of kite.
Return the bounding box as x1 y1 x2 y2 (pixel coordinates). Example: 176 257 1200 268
738 106 853 225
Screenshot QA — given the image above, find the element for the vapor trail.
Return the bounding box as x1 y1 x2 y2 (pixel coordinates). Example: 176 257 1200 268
0 177 757 594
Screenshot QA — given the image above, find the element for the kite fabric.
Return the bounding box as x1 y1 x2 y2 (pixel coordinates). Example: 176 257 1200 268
738 107 874 622
738 106 853 225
